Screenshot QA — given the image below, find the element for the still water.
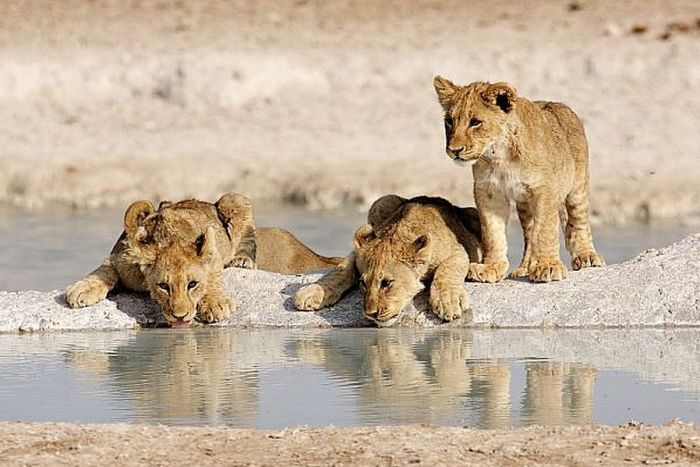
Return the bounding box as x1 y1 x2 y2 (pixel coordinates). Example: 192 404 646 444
0 205 696 291
0 206 698 428
0 328 698 428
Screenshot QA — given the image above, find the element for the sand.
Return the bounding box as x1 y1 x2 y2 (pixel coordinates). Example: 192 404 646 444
0 421 698 466
0 0 699 224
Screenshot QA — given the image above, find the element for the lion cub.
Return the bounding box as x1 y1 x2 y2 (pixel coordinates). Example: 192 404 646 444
433 77 604 283
294 195 482 326
65 192 341 327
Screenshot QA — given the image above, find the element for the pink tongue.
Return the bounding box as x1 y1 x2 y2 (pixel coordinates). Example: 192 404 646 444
171 320 190 328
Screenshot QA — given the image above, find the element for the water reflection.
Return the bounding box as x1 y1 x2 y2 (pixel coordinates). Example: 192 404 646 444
521 362 596 427
62 330 284 426
289 331 477 426
0 328 694 427
53 328 674 428
289 331 597 428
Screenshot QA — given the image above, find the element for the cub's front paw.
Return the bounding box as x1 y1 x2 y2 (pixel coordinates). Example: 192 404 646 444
571 251 605 270
294 284 327 311
65 279 109 308
430 284 469 322
197 294 233 323
467 261 508 283
528 258 567 282
231 255 256 269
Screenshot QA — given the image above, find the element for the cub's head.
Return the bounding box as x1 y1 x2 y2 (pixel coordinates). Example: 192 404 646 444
353 224 431 327
433 76 517 165
124 201 220 327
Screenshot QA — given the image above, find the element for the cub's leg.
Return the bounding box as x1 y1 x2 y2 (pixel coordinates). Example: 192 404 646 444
564 366 596 424
470 361 512 429
215 192 257 269
430 249 471 321
65 259 119 308
230 227 256 269
528 189 567 282
196 270 233 323
510 202 534 278
294 254 358 311
523 362 566 426
468 185 509 283
367 194 406 228
563 178 605 270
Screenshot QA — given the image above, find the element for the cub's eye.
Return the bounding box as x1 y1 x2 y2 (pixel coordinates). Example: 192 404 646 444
157 282 170 293
188 280 199 290
359 278 367 290
444 116 454 128
380 279 393 289
469 117 482 127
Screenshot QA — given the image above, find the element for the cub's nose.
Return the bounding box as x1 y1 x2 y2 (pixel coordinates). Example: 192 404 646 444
448 146 465 157
364 309 379 319
172 310 190 320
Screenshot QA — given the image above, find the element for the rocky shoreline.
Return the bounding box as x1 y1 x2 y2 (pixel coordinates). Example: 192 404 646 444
1 234 698 333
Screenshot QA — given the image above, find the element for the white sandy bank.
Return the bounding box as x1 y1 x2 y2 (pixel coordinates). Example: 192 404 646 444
0 234 698 333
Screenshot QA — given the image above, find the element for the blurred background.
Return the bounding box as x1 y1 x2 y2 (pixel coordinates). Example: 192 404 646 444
2 0 699 221
0 0 699 290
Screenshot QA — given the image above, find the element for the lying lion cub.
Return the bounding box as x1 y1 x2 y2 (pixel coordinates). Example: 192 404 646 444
294 195 482 326
65 193 341 327
433 77 605 283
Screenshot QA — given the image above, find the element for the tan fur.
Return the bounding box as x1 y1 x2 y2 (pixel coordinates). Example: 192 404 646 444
434 77 604 283
256 227 343 274
294 195 482 326
65 192 340 326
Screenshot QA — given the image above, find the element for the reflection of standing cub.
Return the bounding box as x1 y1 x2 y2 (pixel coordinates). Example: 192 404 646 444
65 193 341 327
434 77 604 283
294 195 482 326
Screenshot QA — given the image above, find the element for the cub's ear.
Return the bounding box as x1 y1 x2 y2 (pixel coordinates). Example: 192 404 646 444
410 234 432 264
124 200 155 238
367 194 405 228
215 192 254 229
195 226 218 260
157 200 172 210
483 82 517 113
353 224 375 251
433 75 459 110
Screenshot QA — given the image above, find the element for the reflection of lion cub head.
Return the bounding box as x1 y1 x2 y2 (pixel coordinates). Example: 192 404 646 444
124 202 230 327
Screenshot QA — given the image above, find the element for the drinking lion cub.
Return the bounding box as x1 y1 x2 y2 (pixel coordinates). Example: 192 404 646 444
65 192 341 327
294 195 482 326
433 77 604 283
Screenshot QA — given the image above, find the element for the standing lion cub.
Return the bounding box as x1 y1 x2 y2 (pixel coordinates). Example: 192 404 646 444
65 192 341 327
433 77 604 283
